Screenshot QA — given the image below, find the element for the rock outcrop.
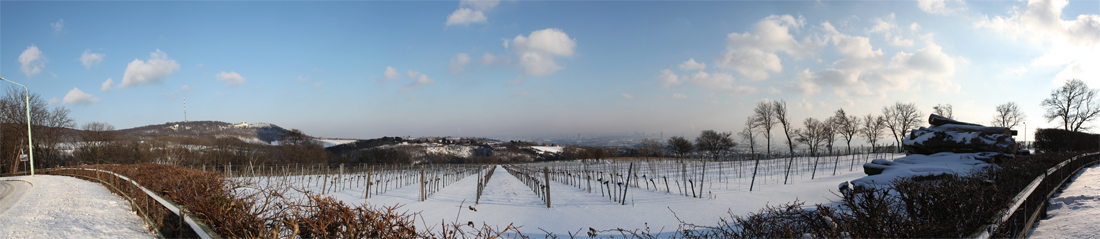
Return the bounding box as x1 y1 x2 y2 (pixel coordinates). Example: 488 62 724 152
845 114 1017 190
902 114 1017 155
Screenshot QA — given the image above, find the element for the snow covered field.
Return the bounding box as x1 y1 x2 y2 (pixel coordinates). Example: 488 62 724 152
235 153 903 236
1029 163 1100 238
0 175 155 239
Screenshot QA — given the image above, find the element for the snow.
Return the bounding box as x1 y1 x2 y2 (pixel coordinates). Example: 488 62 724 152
530 146 563 154
1029 164 1100 238
236 153 902 236
846 152 997 189
0 175 156 239
318 139 358 148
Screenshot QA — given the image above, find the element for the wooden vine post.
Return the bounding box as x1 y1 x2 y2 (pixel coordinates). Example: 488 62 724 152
420 165 426 202
365 166 373 200
544 166 551 208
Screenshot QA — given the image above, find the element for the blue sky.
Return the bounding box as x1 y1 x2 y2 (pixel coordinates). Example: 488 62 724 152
2 0 1098 140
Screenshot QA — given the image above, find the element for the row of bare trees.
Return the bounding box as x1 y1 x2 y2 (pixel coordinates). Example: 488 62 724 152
1 86 76 173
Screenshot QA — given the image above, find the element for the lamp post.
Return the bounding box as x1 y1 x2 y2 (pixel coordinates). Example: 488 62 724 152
1022 122 1026 151
0 77 35 176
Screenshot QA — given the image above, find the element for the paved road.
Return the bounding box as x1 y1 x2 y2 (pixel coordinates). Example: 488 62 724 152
0 179 31 215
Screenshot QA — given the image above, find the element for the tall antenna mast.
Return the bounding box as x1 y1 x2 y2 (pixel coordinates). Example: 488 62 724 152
184 95 188 123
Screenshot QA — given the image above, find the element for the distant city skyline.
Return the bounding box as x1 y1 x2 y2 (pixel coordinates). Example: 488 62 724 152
2 0 1097 141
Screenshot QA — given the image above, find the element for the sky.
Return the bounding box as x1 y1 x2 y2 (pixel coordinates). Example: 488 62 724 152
1 0 1098 141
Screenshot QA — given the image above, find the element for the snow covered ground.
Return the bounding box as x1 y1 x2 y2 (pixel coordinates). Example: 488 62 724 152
0 175 155 239
1029 163 1100 238
237 153 903 236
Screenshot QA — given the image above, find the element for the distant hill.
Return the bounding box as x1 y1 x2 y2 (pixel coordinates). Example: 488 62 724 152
115 121 289 144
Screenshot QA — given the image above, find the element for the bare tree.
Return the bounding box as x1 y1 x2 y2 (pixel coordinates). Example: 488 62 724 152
1041 79 1099 132
1 86 49 173
860 114 886 152
882 102 922 150
78 122 117 166
739 117 758 157
933 104 954 119
753 100 777 156
37 106 76 167
774 100 798 184
0 86 77 170
635 138 664 160
695 130 735 162
833 109 861 154
774 100 795 156
795 118 830 156
666 136 694 161
273 129 327 164
992 102 1026 128
739 116 763 191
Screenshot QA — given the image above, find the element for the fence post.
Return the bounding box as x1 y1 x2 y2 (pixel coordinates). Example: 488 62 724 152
544 166 551 208
365 166 373 200
420 165 426 202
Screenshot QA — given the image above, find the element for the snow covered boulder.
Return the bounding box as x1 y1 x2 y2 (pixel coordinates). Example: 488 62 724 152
843 114 1018 191
902 114 1017 155
847 152 1003 189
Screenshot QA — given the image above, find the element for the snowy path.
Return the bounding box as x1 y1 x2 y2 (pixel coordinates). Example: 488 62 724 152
0 175 156 239
1029 164 1100 238
0 179 31 215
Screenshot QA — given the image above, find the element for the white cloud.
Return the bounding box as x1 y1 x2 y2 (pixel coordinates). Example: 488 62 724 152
18 45 46 78
678 58 707 71
101 78 114 92
480 52 511 65
480 53 496 65
976 0 1100 85
796 98 815 111
795 22 961 97
446 8 487 26
461 0 500 11
621 93 635 99
867 13 897 33
446 0 499 26
216 71 246 86
384 66 400 79
715 15 817 80
449 53 471 74
121 49 180 87
510 28 577 76
80 50 105 69
910 23 922 32
864 13 914 47
47 97 59 105
62 88 99 105
181 85 190 90
401 70 434 93
1007 66 1029 75
686 71 736 90
671 93 687 99
918 0 967 15
513 90 529 96
658 69 682 88
50 19 64 35
889 36 915 47
297 76 310 82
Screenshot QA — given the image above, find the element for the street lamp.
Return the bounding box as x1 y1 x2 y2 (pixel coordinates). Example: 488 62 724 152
0 77 35 176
